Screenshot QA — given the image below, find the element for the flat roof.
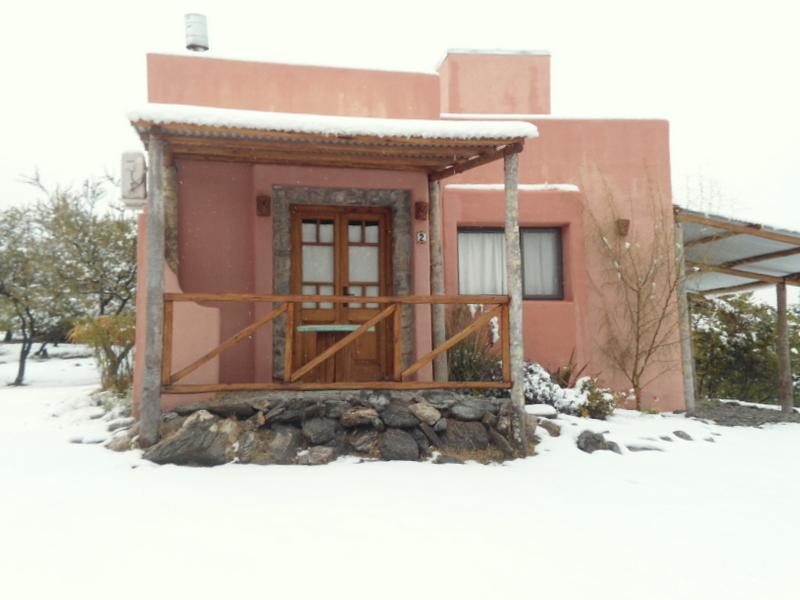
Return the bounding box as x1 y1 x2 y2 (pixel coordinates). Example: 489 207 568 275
128 104 537 179
675 206 800 295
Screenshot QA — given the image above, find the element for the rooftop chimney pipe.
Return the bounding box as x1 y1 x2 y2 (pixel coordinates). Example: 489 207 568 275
185 13 209 52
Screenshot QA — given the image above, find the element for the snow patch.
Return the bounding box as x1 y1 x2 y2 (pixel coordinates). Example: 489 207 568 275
446 183 580 192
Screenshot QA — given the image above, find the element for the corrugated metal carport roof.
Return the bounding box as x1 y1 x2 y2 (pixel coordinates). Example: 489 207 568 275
675 206 800 295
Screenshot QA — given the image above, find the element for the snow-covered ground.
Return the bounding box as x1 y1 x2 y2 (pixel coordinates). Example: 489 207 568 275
1 345 799 600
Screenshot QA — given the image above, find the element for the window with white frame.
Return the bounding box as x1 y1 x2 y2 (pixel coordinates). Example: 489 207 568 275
457 228 563 299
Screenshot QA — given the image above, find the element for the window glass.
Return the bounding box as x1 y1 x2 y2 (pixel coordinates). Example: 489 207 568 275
521 230 562 298
302 245 334 282
457 228 563 298
348 246 379 283
318 220 334 243
457 231 506 294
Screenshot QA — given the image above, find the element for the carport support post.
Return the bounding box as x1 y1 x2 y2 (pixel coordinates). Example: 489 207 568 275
140 134 166 447
776 282 793 414
504 152 527 448
428 178 448 381
675 222 696 416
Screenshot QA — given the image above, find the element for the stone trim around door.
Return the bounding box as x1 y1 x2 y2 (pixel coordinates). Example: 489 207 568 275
271 185 413 380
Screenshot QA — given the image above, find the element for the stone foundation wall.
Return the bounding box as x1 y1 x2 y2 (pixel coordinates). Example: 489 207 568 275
136 392 536 466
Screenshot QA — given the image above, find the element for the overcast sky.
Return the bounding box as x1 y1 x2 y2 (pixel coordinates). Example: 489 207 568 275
1 0 798 234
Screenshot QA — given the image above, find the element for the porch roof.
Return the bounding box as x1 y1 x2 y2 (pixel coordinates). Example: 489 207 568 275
128 103 537 180
675 206 800 295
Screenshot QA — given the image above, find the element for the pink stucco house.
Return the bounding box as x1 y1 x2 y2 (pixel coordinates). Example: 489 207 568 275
127 49 684 446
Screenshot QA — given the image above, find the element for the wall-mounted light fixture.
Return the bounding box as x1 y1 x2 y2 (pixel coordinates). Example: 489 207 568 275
256 195 271 217
414 201 429 221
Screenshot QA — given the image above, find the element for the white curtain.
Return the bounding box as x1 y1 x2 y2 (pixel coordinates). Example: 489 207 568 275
522 230 560 297
458 231 507 294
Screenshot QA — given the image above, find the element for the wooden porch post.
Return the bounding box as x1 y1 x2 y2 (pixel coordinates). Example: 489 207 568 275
140 134 166 447
428 178 448 381
776 281 793 414
675 221 697 416
504 152 526 444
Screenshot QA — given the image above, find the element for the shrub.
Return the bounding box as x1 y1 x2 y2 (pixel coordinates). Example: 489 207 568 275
549 349 588 389
446 304 502 383
575 377 618 420
522 361 619 420
69 313 136 392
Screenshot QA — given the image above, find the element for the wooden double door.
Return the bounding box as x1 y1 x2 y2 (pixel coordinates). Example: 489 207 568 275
290 205 392 382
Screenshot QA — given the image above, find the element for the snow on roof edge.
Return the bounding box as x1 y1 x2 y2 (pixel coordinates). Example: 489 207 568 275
442 113 668 122
128 103 539 141
674 205 800 241
446 183 580 193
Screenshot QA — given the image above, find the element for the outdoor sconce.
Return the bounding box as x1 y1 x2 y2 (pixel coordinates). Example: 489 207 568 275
256 195 271 217
615 218 631 237
414 201 429 221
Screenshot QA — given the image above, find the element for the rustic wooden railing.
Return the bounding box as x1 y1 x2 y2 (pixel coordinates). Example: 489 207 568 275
161 293 511 393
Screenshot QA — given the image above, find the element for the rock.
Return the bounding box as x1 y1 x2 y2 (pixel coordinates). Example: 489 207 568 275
239 424 301 465
143 411 240 466
340 407 381 428
348 429 380 455
297 446 337 466
409 402 441 426
487 428 516 458
482 412 498 428
381 402 419 428
302 417 337 445
423 392 459 410
70 434 107 444
366 393 390 411
419 422 442 448
267 425 303 463
106 430 133 452
527 404 558 418
411 428 431 453
673 430 693 441
265 400 323 424
625 443 665 452
158 414 186 439
576 430 608 454
606 440 622 454
442 420 489 451
496 415 511 434
524 414 538 435
207 402 256 419
379 428 420 461
704 437 716 443
433 418 447 433
251 411 266 427
538 419 561 437
107 417 135 432
659 435 674 442
450 397 495 421
324 399 350 419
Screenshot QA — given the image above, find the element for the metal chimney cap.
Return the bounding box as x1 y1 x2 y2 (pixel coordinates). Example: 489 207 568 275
185 13 209 52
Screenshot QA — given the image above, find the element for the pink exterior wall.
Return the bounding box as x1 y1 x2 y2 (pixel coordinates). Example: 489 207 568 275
147 54 441 119
438 52 551 115
442 188 589 374
171 159 434 391
441 118 682 410
134 50 685 413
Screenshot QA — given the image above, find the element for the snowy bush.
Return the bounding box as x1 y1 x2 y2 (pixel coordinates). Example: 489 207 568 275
522 362 618 419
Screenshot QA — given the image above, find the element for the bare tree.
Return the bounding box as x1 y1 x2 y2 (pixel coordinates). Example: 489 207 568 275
586 178 683 410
